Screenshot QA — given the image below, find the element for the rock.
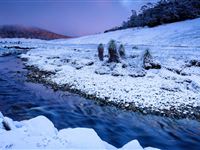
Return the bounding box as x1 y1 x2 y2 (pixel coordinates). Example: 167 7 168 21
160 84 181 92
57 128 110 149
71 59 94 70
1 112 13 130
144 61 161 70
0 112 4 129
187 60 200 67
197 61 200 67
186 81 200 93
0 115 159 149
132 46 139 49
4 46 33 50
111 63 126 76
122 63 128 68
111 72 123 76
143 49 161 70
95 66 111 75
128 68 146 77
22 116 57 137
120 140 144 150
21 58 28 62
75 65 83 70
0 112 3 119
2 117 16 131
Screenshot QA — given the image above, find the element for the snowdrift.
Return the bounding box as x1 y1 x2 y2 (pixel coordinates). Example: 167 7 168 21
0 113 158 150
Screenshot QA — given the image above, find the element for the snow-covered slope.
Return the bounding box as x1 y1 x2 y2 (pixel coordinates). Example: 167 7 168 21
0 18 199 150
55 18 200 46
1 19 200 119
0 113 158 150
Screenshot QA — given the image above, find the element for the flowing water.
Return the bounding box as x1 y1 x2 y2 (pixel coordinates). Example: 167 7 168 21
0 55 200 150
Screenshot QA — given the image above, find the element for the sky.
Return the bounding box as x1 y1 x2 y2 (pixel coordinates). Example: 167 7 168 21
0 0 158 36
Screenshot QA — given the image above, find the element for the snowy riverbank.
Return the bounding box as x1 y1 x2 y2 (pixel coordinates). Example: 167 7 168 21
21 43 200 119
1 18 200 119
0 113 157 149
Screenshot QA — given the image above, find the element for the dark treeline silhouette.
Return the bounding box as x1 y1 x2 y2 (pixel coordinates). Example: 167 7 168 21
105 0 200 33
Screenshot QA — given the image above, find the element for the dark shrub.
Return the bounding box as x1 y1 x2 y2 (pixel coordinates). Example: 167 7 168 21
98 43 104 61
118 44 126 58
108 40 120 63
189 60 200 67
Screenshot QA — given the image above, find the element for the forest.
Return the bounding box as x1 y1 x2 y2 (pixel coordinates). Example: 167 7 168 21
105 0 200 32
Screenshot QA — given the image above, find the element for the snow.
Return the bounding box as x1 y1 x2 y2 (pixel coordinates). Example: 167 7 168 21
1 18 200 116
1 17 200 150
53 18 200 47
0 114 158 150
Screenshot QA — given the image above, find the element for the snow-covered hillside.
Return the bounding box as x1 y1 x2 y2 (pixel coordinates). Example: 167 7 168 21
1 18 200 119
55 18 200 47
0 17 200 150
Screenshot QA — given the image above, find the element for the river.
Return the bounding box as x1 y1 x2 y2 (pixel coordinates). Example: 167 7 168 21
0 55 200 150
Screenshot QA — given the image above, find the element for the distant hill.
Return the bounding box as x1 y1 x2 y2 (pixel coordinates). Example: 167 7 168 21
0 25 70 40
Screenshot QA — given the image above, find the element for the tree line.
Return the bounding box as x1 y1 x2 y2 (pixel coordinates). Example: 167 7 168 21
105 0 200 33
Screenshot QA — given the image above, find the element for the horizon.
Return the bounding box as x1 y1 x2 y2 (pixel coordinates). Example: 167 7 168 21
0 0 158 36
